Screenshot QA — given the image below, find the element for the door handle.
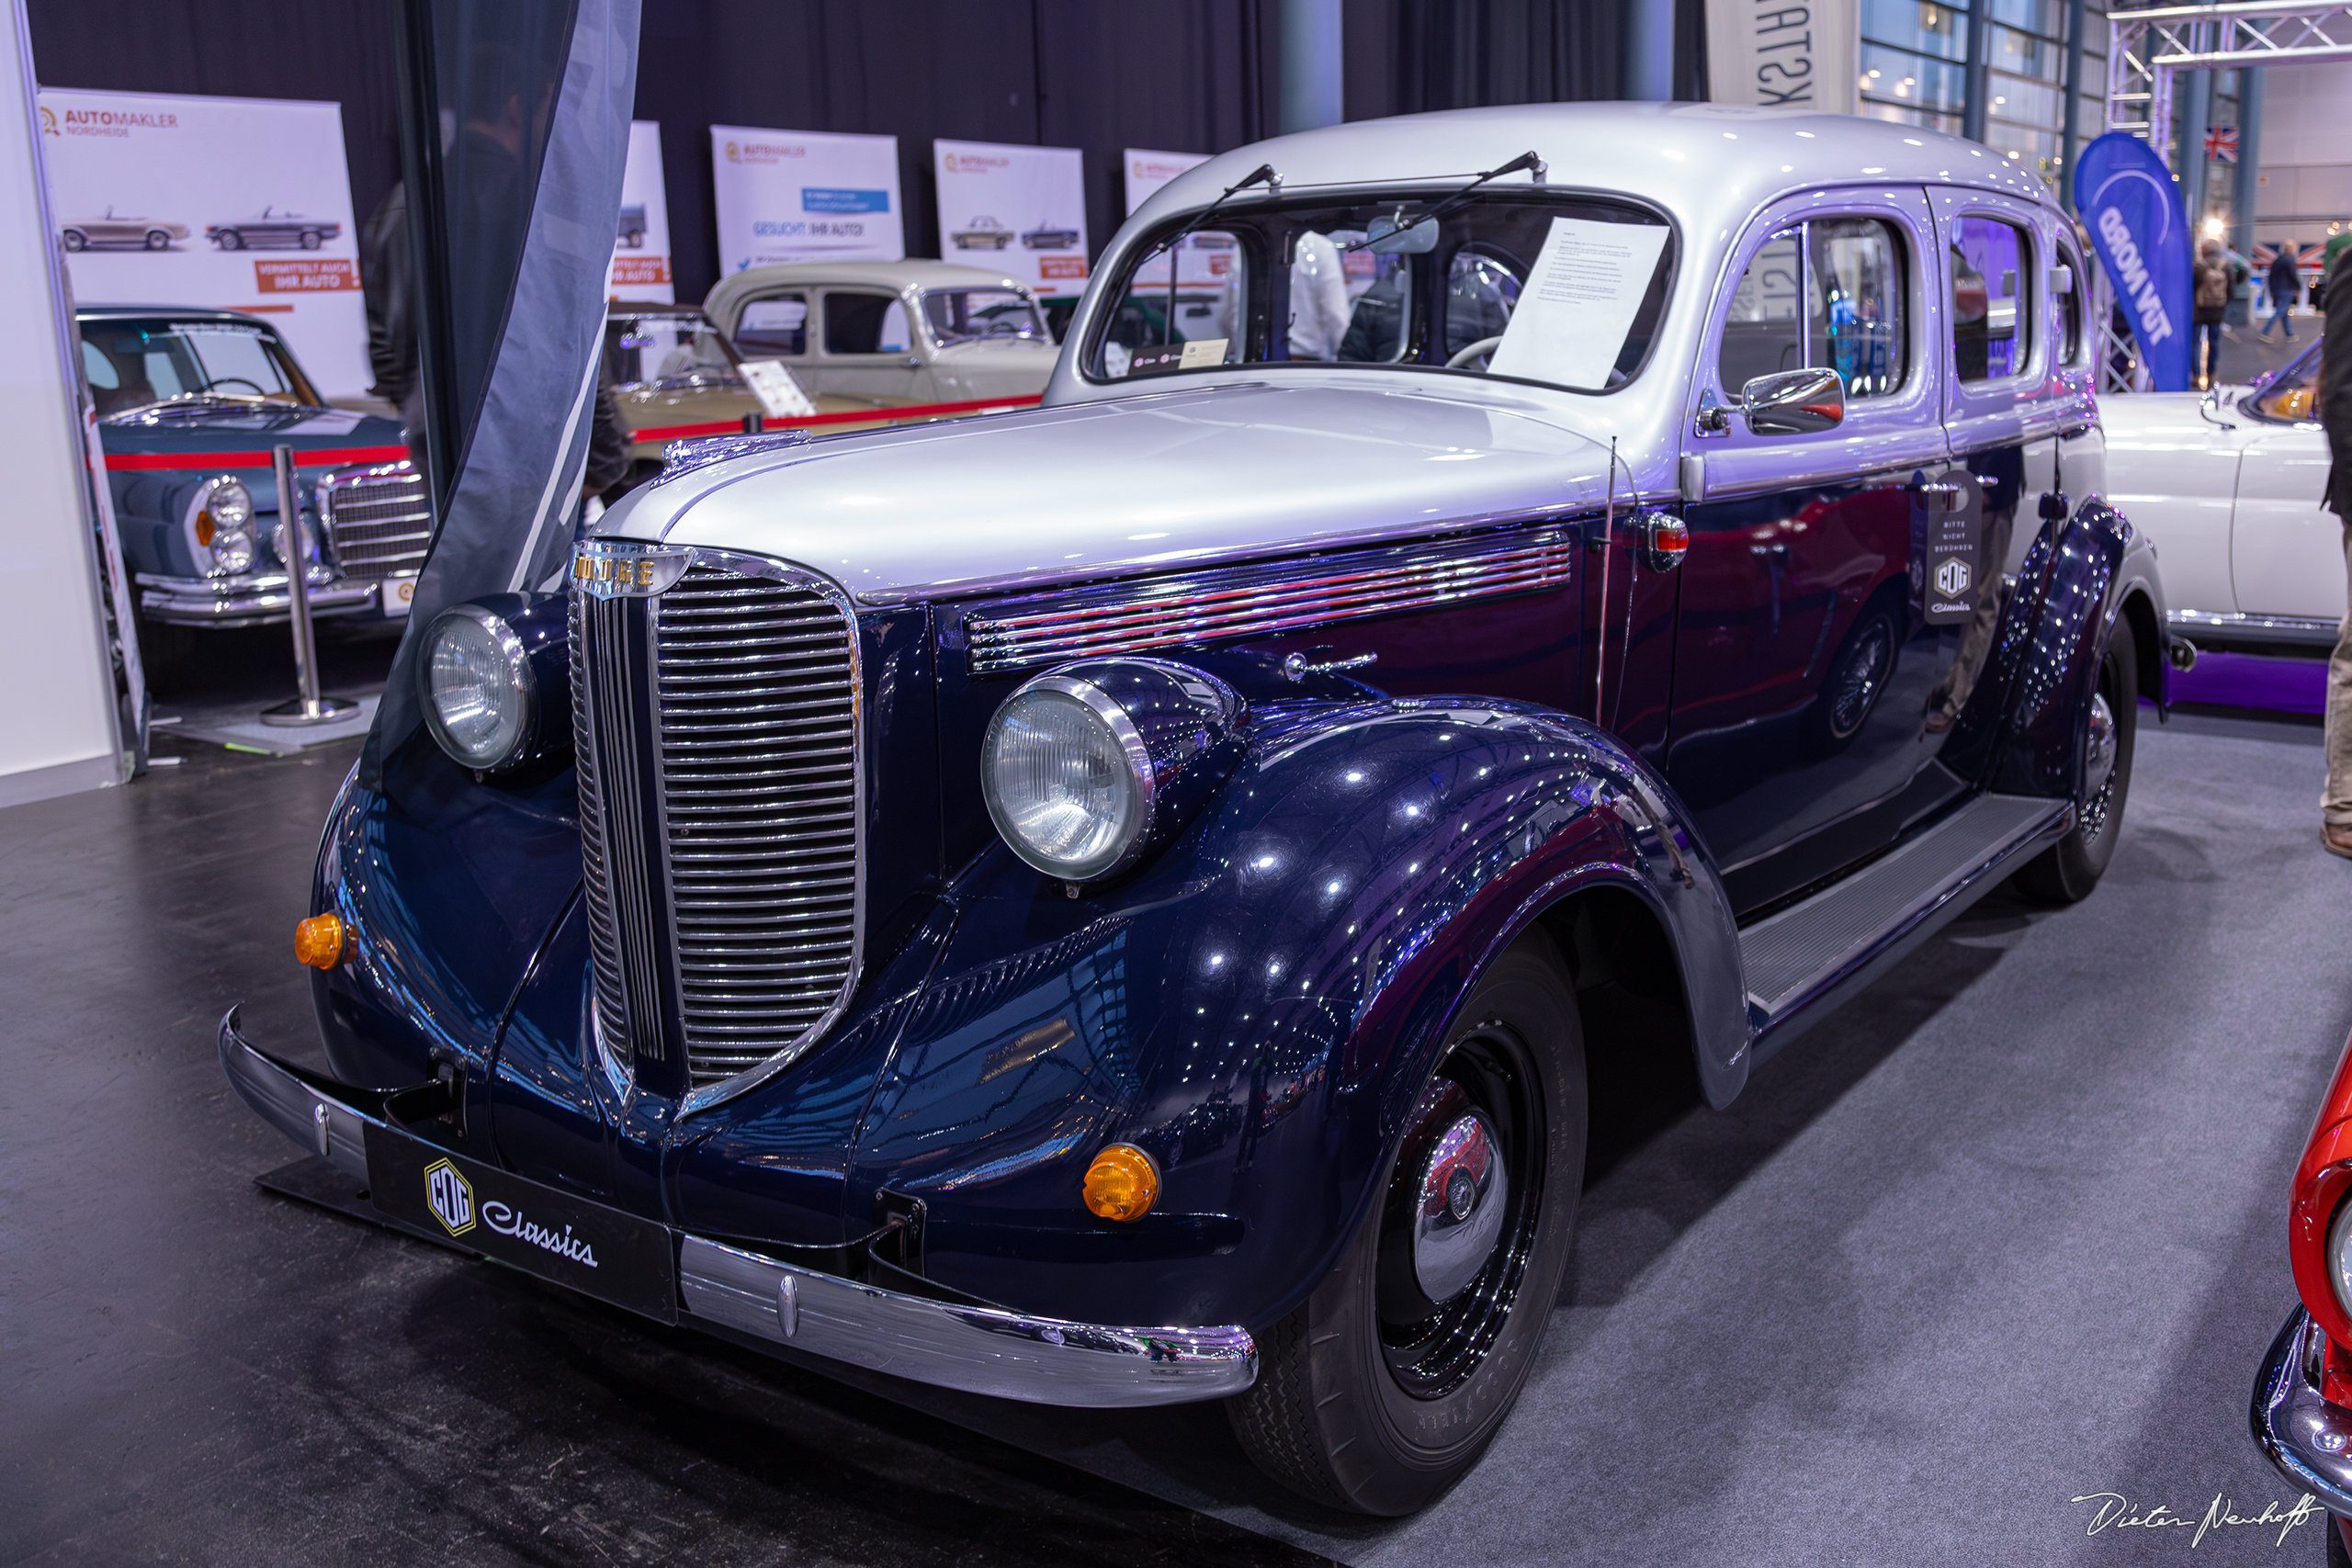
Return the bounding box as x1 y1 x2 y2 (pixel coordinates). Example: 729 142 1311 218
1905 480 1964 512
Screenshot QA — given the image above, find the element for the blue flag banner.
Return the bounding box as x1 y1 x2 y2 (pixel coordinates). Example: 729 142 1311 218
2075 130 2192 391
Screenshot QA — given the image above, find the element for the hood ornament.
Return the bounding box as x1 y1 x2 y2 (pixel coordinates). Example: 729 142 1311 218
573 539 692 599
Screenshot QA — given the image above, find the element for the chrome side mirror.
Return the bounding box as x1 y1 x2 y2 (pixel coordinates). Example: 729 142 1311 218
1739 367 1844 435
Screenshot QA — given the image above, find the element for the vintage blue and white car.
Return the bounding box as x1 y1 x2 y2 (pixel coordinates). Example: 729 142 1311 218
221 103 2170 1515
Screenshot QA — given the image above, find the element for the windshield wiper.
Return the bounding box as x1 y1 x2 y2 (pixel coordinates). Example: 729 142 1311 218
1342 150 1547 254
1151 162 1279 346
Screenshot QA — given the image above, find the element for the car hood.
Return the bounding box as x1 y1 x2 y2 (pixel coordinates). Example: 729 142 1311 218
605 378 1615 604
96 405 405 452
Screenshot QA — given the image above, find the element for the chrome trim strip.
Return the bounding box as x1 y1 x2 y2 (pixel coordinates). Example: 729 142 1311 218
679 1236 1256 1407
962 525 1576 673
2252 1308 2352 1516
2168 609 2343 648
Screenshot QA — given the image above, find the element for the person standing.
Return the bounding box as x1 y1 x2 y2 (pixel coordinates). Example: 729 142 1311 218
2193 239 2230 389
2266 241 2301 338
2322 244 2352 856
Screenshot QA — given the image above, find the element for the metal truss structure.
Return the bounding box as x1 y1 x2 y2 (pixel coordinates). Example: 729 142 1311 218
2094 0 2352 390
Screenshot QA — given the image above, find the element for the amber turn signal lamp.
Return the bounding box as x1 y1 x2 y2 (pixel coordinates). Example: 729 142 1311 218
295 913 345 970
1082 1144 1159 1222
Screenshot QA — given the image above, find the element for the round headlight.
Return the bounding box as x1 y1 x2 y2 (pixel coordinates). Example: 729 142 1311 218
422 604 535 770
205 476 253 530
207 526 255 576
2331 1195 2352 1325
982 679 1151 880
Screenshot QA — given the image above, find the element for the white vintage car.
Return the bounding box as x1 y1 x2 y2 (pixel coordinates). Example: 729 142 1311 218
2102 343 2341 648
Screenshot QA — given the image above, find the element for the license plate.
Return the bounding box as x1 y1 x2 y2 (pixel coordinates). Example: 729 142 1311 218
364 1125 679 1323
383 577 416 616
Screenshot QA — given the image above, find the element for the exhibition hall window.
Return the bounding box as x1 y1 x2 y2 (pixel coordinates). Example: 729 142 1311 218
1086 191 1674 393
1717 219 1908 400
735 295 808 356
1951 215 2032 380
823 292 913 355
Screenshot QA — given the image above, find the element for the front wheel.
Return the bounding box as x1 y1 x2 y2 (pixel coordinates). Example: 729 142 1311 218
61 229 85 252
300 230 322 250
1227 932 1587 1514
144 230 169 250
217 230 242 251
2016 615 2137 903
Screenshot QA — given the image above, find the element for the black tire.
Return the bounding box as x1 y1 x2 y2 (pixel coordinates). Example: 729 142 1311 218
1227 932 1588 1515
61 229 85 252
217 230 242 251
144 230 168 250
1806 603 1901 751
300 231 322 250
2016 615 2137 903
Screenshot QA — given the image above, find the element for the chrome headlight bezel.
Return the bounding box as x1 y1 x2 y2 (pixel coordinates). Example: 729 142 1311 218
421 602 538 773
183 474 256 578
980 657 1245 884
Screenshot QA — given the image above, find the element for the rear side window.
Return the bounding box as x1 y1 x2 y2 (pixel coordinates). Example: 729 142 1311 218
1951 216 2032 382
2055 246 2085 366
1717 217 1908 401
822 292 911 355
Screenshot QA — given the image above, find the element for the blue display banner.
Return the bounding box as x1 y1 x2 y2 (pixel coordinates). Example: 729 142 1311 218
803 187 890 213
2074 131 2192 391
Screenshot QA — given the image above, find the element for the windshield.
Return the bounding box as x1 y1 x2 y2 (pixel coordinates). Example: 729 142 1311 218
605 313 741 388
82 319 320 419
2245 342 2321 424
922 288 1050 345
1085 190 1674 393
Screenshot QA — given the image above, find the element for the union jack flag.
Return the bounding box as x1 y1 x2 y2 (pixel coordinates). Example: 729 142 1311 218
2205 125 2239 164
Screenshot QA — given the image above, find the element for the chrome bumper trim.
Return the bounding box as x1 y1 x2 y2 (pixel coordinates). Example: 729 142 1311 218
218 1008 1258 1409
2252 1307 2352 1515
217 1006 378 1182
679 1235 1257 1407
140 572 375 625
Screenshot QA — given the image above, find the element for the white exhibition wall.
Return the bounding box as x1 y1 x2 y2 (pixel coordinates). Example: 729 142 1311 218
0 0 120 807
2254 62 2352 247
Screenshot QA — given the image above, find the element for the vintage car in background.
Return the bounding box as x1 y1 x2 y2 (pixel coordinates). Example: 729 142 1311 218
951 216 1014 250
221 105 2169 1516
81 307 424 684
1023 219 1082 250
2252 1029 2352 1562
2103 341 2340 649
60 209 189 252
603 299 1048 492
702 258 1057 408
617 204 647 248
206 208 342 251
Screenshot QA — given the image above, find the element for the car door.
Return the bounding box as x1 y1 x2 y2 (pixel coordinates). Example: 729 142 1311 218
1668 187 1964 915
813 288 929 405
2229 350 2345 627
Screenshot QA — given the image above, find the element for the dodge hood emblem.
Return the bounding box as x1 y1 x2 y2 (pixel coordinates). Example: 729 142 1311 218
574 540 691 599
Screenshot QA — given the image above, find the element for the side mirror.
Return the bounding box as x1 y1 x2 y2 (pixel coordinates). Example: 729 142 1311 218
1740 367 1844 435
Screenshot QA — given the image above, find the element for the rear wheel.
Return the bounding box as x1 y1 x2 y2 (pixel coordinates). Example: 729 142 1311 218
217 230 242 251
2016 615 2137 903
61 229 85 252
300 230 322 250
1227 933 1586 1514
144 230 169 250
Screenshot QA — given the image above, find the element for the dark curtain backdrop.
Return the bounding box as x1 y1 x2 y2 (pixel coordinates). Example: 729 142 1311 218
29 0 1675 304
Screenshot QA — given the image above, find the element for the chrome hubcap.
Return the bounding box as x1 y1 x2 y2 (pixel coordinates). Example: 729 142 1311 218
1411 1111 1508 1304
2084 693 2117 797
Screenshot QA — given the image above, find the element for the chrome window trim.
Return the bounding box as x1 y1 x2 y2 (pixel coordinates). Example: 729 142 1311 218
961 524 1577 674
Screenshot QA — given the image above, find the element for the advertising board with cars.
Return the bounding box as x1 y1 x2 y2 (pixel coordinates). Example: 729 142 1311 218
607 120 673 303
38 88 367 398
934 139 1088 293
709 125 904 272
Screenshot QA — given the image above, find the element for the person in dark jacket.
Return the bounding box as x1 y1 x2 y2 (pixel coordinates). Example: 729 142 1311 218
2321 244 2352 856
2193 239 2231 388
2266 242 2301 338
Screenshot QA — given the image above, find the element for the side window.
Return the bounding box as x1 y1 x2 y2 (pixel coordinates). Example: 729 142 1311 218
2055 245 2085 366
81 338 119 389
736 294 808 356
1951 215 2032 382
1718 219 1909 400
821 292 912 355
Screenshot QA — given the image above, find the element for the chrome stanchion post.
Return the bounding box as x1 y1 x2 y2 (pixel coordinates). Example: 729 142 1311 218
261 443 358 727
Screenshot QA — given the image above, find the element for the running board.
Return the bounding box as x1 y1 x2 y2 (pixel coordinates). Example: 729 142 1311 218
1739 793 2069 1054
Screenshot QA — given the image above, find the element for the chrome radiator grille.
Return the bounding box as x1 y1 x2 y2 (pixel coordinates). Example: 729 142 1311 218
317 462 431 581
571 552 863 1104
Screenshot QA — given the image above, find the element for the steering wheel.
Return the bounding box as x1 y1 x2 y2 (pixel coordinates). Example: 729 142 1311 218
207 378 267 395
1445 336 1504 371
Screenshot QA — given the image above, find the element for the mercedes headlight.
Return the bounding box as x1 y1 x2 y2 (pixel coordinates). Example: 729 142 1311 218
186 475 255 577
423 604 536 771
981 659 1244 883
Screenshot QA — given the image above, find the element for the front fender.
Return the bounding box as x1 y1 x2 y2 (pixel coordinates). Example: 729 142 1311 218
841 696 1747 1331
1983 496 2132 800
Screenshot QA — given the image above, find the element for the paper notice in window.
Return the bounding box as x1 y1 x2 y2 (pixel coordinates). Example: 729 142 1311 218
740 359 817 419
1486 218 1668 389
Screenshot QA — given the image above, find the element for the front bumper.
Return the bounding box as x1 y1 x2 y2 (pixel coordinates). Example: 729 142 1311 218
138 570 381 627
217 1009 1256 1409
2252 1307 2352 1513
